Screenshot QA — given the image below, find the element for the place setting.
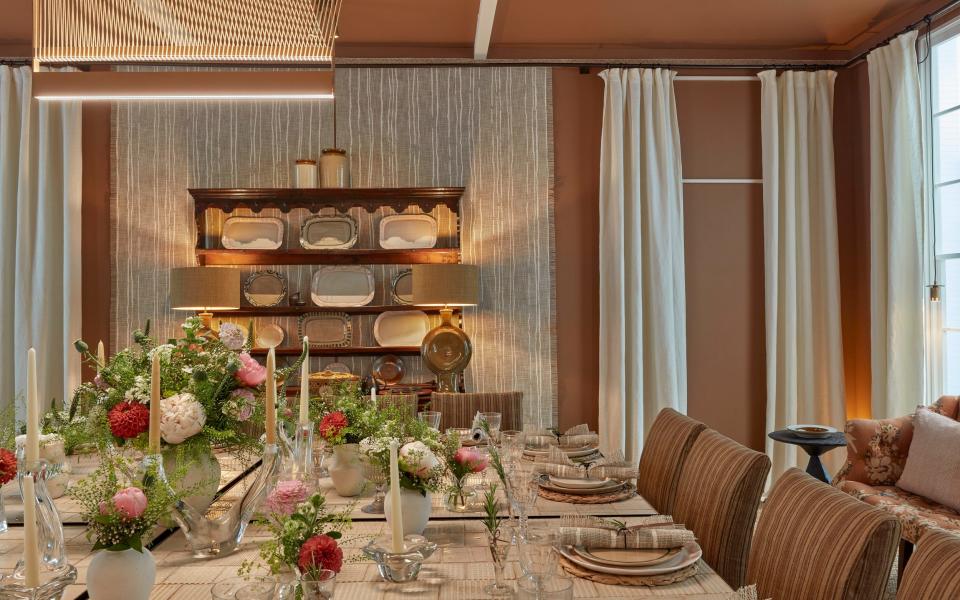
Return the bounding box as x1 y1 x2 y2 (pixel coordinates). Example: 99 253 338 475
530 446 639 504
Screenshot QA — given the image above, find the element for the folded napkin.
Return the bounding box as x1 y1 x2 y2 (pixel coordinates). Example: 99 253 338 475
535 446 639 481
558 515 696 549
524 423 600 448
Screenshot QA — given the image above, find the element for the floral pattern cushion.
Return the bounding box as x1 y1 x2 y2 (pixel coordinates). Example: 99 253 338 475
836 480 960 544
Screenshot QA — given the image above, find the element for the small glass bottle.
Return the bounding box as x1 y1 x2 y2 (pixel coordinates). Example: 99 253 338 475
294 159 318 188
319 148 349 188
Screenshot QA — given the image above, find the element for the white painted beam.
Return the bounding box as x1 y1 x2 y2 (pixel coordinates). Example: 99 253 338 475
474 0 498 60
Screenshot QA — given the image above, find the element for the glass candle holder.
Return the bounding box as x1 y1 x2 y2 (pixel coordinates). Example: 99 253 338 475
0 564 77 600
293 422 315 484
14 455 65 573
362 535 437 583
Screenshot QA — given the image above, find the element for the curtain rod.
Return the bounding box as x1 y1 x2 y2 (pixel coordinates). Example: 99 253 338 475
843 0 960 66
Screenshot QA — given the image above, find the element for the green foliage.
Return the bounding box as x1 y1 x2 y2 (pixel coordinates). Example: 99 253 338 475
481 483 505 537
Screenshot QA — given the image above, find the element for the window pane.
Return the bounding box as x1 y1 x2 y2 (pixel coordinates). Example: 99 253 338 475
939 183 960 255
935 33 960 112
945 331 960 395
936 109 960 184
945 259 960 329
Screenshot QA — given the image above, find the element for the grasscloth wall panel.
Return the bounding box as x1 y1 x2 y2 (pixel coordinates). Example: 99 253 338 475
111 67 557 426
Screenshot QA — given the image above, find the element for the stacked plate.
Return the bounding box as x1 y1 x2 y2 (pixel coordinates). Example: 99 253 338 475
523 444 598 461
558 541 702 576
538 475 626 496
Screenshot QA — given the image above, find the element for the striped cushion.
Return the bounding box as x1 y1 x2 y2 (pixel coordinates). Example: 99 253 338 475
748 468 901 600
637 408 707 514
378 394 418 420
430 392 523 431
898 529 960 599
673 429 770 589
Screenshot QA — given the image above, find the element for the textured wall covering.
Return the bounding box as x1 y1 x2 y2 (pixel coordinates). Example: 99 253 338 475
111 67 557 426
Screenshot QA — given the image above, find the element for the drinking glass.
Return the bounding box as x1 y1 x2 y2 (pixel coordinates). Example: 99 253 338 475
515 574 573 599
361 459 387 514
506 471 540 534
518 526 559 589
211 577 248 600
484 523 515 598
300 569 336 599
500 430 525 466
235 581 277 600
417 410 441 431
479 412 502 444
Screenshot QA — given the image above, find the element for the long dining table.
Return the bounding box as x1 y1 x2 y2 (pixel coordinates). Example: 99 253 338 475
1 453 735 599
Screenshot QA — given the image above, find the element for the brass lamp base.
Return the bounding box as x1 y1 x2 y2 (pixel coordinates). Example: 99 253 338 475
421 308 472 392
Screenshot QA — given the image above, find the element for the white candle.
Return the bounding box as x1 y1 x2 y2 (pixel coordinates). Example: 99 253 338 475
371 386 377 405
148 353 161 454
388 441 404 552
265 349 277 445
96 340 105 374
299 338 310 425
22 474 41 587
25 348 39 466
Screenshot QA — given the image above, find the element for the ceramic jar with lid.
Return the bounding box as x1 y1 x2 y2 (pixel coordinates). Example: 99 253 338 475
294 159 318 188
320 148 349 188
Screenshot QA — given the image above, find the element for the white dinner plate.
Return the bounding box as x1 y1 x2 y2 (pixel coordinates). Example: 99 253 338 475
573 546 681 567
547 475 611 490
559 542 702 576
524 445 596 458
538 479 624 496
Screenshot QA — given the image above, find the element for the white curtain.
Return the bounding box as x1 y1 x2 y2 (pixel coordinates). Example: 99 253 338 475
867 31 925 419
0 66 82 416
759 70 846 481
598 68 687 463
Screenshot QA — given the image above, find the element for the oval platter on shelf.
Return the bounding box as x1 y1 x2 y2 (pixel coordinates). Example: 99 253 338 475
373 310 431 347
298 312 352 348
379 214 438 249
299 214 359 250
310 266 375 307
222 216 284 250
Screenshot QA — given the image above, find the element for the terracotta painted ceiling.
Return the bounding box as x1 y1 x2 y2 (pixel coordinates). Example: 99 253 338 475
0 0 952 62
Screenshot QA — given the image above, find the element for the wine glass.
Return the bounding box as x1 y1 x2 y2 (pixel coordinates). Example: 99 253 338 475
361 460 387 514
417 410 441 431
500 430 525 467
518 526 559 588
515 574 573 599
479 412 502 444
506 470 540 534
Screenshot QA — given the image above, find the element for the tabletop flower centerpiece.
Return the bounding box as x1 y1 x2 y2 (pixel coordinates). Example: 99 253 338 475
315 385 386 497
70 454 180 600
241 489 352 598
70 318 305 514
440 437 489 512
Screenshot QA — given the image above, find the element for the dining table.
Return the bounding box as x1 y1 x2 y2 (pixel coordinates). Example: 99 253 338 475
1 452 736 599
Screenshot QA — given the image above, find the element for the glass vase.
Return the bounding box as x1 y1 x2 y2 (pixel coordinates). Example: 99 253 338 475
484 524 514 598
299 569 336 600
14 457 64 573
444 474 477 512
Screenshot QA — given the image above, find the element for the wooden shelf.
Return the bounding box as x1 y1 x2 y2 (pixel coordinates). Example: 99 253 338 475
251 346 421 356
189 187 464 214
196 248 460 266
212 305 454 317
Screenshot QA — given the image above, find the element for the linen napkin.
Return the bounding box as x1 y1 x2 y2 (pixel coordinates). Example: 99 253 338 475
524 423 600 448
558 515 695 549
535 446 639 480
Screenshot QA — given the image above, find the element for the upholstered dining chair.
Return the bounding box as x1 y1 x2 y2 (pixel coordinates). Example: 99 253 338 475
747 468 901 600
429 392 523 431
897 528 960 599
378 394 418 420
672 428 770 589
636 408 707 514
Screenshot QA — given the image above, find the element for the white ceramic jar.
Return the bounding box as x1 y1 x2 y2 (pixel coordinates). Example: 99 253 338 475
384 487 431 536
319 148 349 188
294 159 318 188
87 548 156 600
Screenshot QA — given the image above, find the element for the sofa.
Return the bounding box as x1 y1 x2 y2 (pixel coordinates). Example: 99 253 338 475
832 396 960 572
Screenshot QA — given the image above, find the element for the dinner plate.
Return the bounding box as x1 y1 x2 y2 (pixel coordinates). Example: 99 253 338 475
787 424 838 438
547 475 610 490
524 445 597 459
559 542 702 576
572 546 681 567
538 478 624 496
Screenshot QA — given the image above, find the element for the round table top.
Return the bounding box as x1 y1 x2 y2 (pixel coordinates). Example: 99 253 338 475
768 428 847 448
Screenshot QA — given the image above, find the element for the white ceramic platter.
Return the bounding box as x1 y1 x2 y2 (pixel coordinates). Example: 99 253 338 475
572 546 682 568
379 214 438 249
547 475 611 490
255 323 285 348
222 216 284 250
373 310 431 346
300 215 358 250
310 266 375 307
558 542 702 576
298 313 352 348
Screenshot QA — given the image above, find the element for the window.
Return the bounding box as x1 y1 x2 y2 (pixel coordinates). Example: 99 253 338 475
926 24 960 398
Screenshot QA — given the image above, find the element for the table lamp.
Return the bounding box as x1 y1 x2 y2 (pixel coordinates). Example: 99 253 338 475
412 264 480 392
169 267 241 335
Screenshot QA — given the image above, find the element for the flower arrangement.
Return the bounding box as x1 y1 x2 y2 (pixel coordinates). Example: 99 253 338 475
70 318 306 459
242 490 352 579
314 384 384 446
362 407 446 496
70 455 180 552
440 442 490 511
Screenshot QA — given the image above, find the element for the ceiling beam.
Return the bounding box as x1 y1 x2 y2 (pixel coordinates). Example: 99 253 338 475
473 0 498 60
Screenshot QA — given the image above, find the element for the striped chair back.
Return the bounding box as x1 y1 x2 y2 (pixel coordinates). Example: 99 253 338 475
897 529 960 599
637 408 706 514
378 394 418 420
748 468 900 600
430 392 523 431
672 428 770 589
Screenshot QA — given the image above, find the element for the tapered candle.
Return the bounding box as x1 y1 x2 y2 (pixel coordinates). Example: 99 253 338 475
96 340 105 374
388 441 404 552
265 348 277 444
22 474 40 587
25 348 39 466
299 338 310 425
371 385 377 405
148 352 161 454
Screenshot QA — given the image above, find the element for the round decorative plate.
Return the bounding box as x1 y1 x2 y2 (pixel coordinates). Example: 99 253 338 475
371 354 405 385
558 542 701 576
547 476 611 490
573 546 681 568
255 323 285 348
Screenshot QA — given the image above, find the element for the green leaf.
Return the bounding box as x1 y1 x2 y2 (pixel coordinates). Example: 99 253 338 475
327 531 342 540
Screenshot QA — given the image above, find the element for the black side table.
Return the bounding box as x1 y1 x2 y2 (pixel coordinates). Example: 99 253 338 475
767 429 847 484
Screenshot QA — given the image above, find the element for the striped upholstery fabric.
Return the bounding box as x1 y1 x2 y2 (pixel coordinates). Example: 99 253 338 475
430 392 523 431
672 429 770 589
378 394 419 420
637 408 707 514
748 468 901 600
898 529 960 599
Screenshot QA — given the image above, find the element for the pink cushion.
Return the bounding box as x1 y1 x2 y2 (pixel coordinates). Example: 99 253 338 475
896 409 960 513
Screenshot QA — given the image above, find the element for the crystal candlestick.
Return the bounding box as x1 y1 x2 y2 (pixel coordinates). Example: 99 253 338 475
292 423 314 483
14 456 64 573
362 535 438 583
0 565 77 600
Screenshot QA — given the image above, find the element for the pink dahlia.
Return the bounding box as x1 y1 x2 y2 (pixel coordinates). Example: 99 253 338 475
265 479 309 516
318 411 348 442
235 352 267 387
297 534 343 574
107 401 150 439
112 487 148 519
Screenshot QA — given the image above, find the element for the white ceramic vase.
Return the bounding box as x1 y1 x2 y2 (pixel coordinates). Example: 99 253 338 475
384 487 431 535
162 445 221 514
328 443 366 497
87 548 156 600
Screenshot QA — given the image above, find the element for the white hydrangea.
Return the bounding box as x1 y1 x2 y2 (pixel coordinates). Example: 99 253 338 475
359 435 399 458
399 440 440 477
123 375 151 404
159 393 206 444
218 323 246 351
